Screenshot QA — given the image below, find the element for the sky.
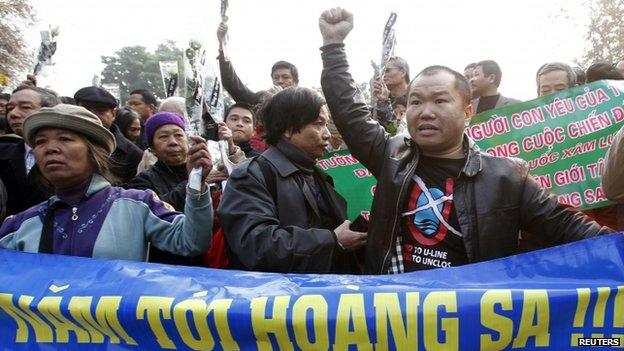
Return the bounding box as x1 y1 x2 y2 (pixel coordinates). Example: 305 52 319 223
23 0 589 101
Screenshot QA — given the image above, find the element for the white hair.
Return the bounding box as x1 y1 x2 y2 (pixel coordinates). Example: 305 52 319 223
158 97 188 121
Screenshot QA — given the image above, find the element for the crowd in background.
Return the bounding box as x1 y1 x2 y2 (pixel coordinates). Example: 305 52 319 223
0 7 623 275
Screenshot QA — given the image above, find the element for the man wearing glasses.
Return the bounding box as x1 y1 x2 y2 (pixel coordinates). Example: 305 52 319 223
371 57 410 134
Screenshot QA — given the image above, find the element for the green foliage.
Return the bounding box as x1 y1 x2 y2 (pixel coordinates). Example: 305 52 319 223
101 40 184 103
579 0 624 66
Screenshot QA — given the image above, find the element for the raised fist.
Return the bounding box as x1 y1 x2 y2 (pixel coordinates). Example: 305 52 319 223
319 7 354 46
217 22 228 46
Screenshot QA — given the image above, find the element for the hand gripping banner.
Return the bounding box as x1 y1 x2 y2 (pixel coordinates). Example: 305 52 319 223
0 233 623 350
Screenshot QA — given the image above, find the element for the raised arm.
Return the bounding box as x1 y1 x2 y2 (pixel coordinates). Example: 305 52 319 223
145 136 214 255
319 8 391 177
217 22 259 105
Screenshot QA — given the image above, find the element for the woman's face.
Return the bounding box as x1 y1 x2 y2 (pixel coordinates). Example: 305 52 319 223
126 118 141 143
151 124 188 166
33 128 94 189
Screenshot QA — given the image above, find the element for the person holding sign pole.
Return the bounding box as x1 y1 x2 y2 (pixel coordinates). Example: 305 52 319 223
217 22 299 106
318 8 612 274
372 56 410 135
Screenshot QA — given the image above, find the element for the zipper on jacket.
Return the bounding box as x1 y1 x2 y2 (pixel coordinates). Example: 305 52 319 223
380 157 419 274
70 206 78 253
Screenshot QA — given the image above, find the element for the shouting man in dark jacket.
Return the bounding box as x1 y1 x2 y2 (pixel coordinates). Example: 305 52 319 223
318 7 612 275
218 87 366 273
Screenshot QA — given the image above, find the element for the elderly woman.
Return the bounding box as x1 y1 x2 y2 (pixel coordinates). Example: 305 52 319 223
128 112 245 211
127 112 244 265
0 104 213 261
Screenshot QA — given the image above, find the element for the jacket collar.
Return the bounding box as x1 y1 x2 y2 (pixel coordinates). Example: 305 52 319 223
275 140 316 174
154 159 187 178
48 174 110 206
262 146 301 178
263 146 335 185
406 134 482 177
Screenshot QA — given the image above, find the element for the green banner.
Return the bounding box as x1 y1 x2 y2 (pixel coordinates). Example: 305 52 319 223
317 149 376 220
468 80 624 210
317 80 624 216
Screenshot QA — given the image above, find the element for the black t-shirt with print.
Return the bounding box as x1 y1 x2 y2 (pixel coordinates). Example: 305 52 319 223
400 155 468 272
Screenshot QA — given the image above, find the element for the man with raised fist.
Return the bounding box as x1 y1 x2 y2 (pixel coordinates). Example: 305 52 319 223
318 7 611 275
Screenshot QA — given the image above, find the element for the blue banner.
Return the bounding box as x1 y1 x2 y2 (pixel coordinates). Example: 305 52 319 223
1 234 623 350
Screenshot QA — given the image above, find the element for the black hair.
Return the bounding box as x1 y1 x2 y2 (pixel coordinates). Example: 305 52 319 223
60 96 76 105
129 89 158 106
572 67 586 86
586 62 624 83
11 85 61 107
0 116 7 132
475 60 502 87
464 63 476 71
260 87 326 145
225 102 255 125
253 90 276 123
393 94 407 107
271 61 299 83
411 65 472 106
114 107 140 138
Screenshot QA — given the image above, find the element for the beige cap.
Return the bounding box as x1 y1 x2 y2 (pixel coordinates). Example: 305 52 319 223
23 104 116 155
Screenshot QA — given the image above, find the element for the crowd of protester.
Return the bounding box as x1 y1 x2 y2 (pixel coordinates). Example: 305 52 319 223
0 7 623 275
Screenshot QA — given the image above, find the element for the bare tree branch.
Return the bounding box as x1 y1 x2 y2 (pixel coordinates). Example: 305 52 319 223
579 0 624 66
